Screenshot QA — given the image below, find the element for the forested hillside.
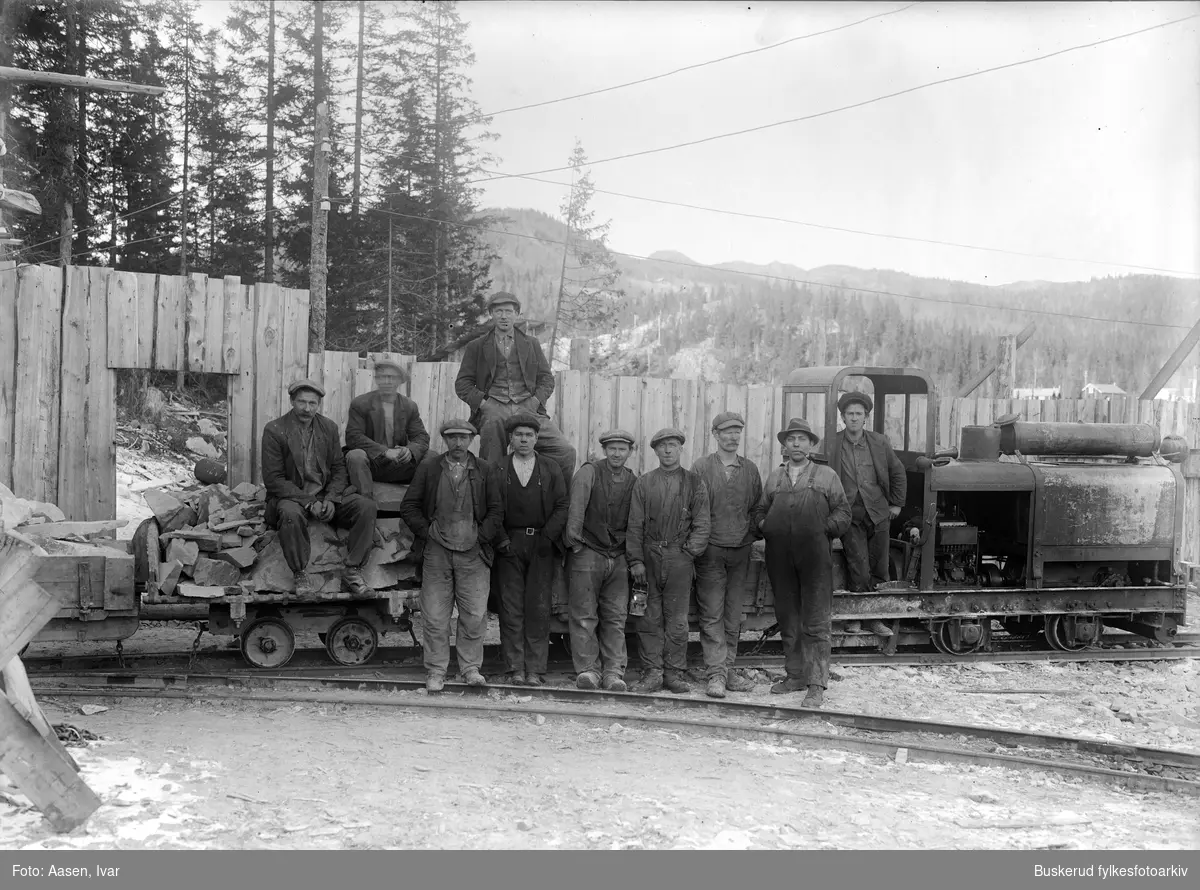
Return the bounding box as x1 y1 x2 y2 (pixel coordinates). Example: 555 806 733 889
484 208 1200 398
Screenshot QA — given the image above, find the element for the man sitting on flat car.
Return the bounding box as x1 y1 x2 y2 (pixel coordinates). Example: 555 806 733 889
345 358 431 498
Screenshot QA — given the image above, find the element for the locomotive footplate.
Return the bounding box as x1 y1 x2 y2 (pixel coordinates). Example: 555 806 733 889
827 585 1186 620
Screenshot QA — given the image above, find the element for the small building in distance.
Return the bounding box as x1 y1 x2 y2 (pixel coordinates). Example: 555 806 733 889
1012 386 1062 399
1081 382 1128 398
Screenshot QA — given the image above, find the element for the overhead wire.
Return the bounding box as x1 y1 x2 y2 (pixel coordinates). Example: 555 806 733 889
470 11 1200 183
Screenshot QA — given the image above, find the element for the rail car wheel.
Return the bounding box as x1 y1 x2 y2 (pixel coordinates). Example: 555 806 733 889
929 618 991 655
240 618 296 669
1000 617 1045 639
1045 614 1100 651
324 617 379 667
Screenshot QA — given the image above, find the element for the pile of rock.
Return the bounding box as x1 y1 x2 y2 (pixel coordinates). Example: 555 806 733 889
137 482 417 600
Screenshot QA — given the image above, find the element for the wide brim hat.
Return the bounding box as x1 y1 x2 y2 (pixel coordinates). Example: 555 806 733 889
599 428 636 447
711 411 745 432
504 412 542 436
439 419 477 437
837 391 873 414
288 378 326 398
650 427 686 448
372 358 409 381
487 291 521 312
777 417 819 446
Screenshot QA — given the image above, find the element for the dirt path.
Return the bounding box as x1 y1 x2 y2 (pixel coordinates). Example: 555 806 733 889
3 694 1198 851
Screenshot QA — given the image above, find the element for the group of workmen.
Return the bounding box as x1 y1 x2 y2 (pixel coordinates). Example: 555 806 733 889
260 292 907 710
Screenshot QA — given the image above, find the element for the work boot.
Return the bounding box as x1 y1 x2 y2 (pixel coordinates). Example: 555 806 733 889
601 673 628 692
343 565 370 596
293 572 319 596
771 676 806 695
843 620 862 634
525 673 547 687
664 673 691 694
801 685 825 708
635 671 664 693
462 668 486 687
426 672 445 693
865 620 894 637
725 672 757 692
505 671 527 686
576 671 601 690
705 677 727 699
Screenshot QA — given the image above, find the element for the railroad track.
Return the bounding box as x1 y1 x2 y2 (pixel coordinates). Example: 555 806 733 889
32 668 1200 799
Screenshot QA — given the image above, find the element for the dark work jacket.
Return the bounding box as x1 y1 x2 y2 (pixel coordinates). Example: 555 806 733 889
827 429 907 511
261 412 347 525
344 391 431 463
454 324 555 431
399 452 503 566
489 454 569 551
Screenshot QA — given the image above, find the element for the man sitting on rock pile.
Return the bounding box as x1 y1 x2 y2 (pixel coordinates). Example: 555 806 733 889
261 379 378 596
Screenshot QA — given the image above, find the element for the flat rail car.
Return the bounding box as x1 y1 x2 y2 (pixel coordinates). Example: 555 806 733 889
28 366 1191 666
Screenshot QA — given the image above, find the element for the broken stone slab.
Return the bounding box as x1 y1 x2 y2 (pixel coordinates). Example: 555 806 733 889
144 489 184 524
160 505 198 535
176 584 227 599
219 533 242 548
214 546 257 570
236 525 256 537
361 560 418 589
232 482 260 500
158 560 183 596
186 436 220 459
191 557 242 587
165 539 199 569
249 523 342 592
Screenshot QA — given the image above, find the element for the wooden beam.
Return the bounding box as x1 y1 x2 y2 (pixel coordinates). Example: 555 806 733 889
956 323 1037 398
0 65 166 95
1140 316 1200 400
569 337 590 371
994 334 1016 399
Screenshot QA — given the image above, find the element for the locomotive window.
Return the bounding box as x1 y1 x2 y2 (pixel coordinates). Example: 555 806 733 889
908 394 928 454
784 391 826 435
884 394 907 451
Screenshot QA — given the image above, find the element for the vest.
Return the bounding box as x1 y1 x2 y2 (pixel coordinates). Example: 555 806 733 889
582 460 635 557
489 336 532 404
504 460 547 529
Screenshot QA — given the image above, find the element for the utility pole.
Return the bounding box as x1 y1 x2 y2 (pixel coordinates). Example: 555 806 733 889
352 0 364 218
178 11 191 392
308 100 330 355
264 0 276 282
386 216 393 351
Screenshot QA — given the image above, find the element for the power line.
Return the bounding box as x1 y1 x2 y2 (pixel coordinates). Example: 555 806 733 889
471 11 1200 184
472 3 921 120
479 169 1200 278
369 206 1194 331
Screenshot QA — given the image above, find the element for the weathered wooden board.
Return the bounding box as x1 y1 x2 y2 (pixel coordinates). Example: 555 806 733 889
315 351 358 443
220 276 243 374
134 272 157 367
556 369 587 463
154 270 185 370
280 288 310 409
0 262 17 491
13 265 63 504
104 268 140 367
586 375 614 464
252 282 285 482
199 275 225 373
744 385 776 476
614 376 642 473
185 272 209 373
55 266 92 521
85 268 116 520
228 284 256 487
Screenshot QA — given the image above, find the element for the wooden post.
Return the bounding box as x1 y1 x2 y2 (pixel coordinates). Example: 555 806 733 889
995 334 1016 399
308 100 330 355
569 337 590 371
957 323 1037 398
1140 316 1200 400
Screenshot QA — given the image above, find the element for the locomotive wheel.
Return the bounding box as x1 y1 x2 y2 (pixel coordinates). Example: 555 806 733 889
1000 617 1045 639
324 617 379 667
1045 614 1100 652
239 618 296 669
929 618 991 655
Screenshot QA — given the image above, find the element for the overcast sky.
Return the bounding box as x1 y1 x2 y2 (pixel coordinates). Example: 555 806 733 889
198 1 1200 287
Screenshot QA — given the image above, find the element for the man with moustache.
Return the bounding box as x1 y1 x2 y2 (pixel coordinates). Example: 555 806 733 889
753 418 851 709
829 392 905 638
691 412 763 698
344 358 430 497
627 428 711 695
562 429 639 692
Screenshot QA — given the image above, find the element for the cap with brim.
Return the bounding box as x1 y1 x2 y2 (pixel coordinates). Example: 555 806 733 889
711 411 745 432
504 412 541 436
288 378 326 398
373 359 408 380
777 417 819 446
487 292 521 312
439 419 477 437
650 427 687 448
599 428 635 447
837 391 873 415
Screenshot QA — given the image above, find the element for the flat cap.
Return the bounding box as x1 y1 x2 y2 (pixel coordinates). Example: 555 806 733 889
837 391 873 415
650 427 686 448
288 378 326 398
439 418 477 437
711 411 745 432
599 428 636 447
777 417 819 446
487 291 521 312
504 412 542 436
372 358 409 380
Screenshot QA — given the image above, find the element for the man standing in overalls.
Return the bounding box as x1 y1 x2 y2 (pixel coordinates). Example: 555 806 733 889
627 428 711 694
753 418 851 708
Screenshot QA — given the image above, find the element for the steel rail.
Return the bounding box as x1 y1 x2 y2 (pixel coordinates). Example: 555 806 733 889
31 681 1200 798
32 670 1200 771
